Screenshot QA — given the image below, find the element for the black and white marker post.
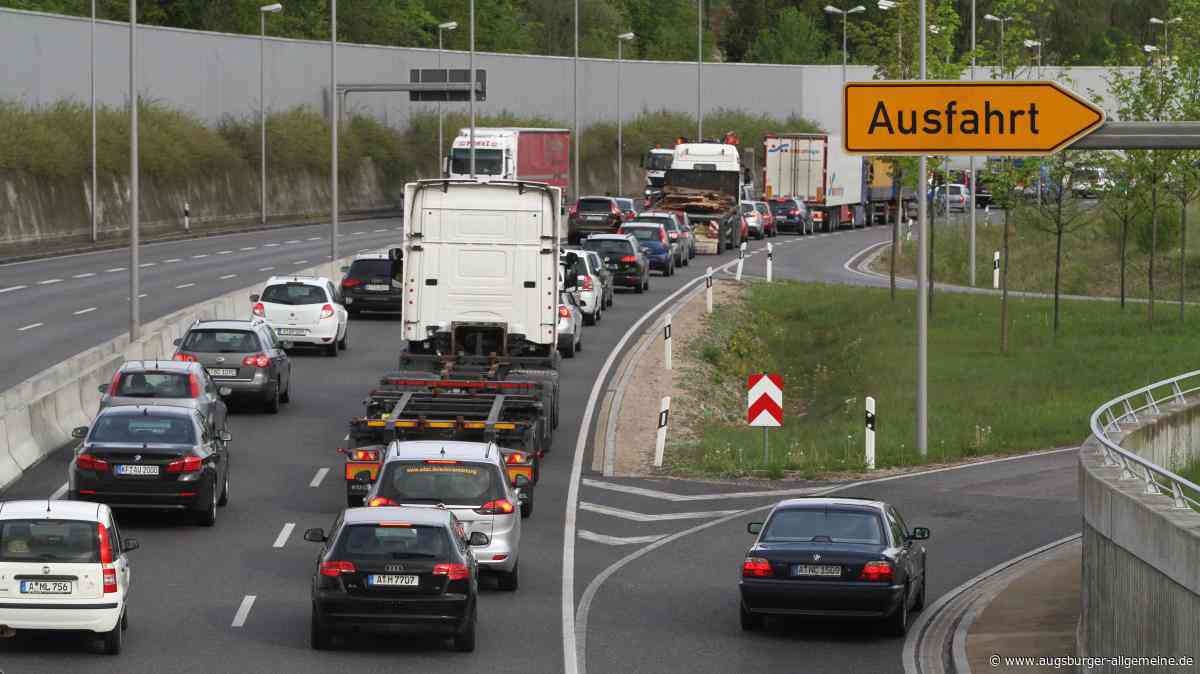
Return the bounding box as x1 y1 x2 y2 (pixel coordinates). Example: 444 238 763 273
663 313 672 370
735 242 746 281
865 396 876 470
993 251 1000 289
766 242 773 282
183 202 190 232
654 397 670 468
705 266 713 314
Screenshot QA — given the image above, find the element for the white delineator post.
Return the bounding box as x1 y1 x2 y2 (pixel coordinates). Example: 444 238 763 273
985 204 991 226
993 251 1000 289
183 202 190 231
735 242 747 281
653 396 670 468
663 313 672 370
766 242 773 282
865 396 876 470
705 266 713 314
906 217 914 241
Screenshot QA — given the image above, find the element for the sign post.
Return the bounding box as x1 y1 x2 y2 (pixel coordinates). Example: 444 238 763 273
735 242 746 281
663 314 672 370
654 397 670 468
766 242 773 283
748 374 783 464
705 266 713 314
865 396 876 470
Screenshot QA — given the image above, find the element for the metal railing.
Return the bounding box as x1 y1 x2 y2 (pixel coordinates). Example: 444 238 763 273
1089 370 1200 511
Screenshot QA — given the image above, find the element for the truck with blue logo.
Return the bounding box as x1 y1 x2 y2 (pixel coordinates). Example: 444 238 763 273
762 133 868 232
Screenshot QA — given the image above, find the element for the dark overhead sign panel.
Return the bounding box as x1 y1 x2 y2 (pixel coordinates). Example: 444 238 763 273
409 69 486 102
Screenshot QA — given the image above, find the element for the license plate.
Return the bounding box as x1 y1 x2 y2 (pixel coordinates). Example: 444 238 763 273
115 464 160 476
606 263 619 270
277 328 306 336
792 564 842 578
21 580 72 594
586 215 604 221
207 368 237 377
365 284 390 291
368 574 419 587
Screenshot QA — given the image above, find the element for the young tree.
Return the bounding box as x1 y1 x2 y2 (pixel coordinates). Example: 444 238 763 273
985 158 1035 353
1026 151 1090 333
1097 152 1141 310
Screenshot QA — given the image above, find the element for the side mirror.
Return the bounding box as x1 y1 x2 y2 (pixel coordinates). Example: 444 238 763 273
303 528 326 543
249 294 260 303
71 426 89 439
121 538 140 553
218 386 233 397
468 531 490 547
513 474 531 489
747 522 763 535
909 527 931 541
219 430 233 443
172 338 182 346
98 384 110 394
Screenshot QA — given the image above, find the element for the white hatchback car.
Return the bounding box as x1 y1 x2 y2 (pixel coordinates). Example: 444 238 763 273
0 500 137 654
251 275 349 357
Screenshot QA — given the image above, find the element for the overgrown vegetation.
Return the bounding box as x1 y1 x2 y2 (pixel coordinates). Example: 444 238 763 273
669 281 1200 478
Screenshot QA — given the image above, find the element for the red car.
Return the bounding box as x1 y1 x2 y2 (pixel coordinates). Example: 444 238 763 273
753 202 778 237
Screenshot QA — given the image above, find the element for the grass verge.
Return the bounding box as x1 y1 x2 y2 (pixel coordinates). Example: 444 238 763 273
667 280 1200 479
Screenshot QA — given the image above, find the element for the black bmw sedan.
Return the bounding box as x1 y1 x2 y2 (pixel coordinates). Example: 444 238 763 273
739 497 930 636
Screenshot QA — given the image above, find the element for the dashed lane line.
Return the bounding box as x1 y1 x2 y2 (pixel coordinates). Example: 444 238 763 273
220 274 238 280
578 502 741 522
306 237 322 241
259 267 275 272
310 468 330 488
0 285 27 293
38 279 63 285
164 258 182 263
50 482 68 500
139 262 156 268
17 323 43 331
105 267 126 272
73 307 97 316
273 523 295 548
264 243 280 247
231 595 256 627
293 260 308 265
240 246 257 251
72 273 96 279
577 530 665 546
284 240 301 244
176 283 196 289
217 250 233 255
192 254 208 259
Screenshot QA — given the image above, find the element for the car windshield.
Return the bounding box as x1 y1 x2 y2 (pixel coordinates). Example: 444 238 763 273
632 216 673 231
348 259 394 278
579 198 614 212
761 509 884 545
770 201 795 213
754 203 769 215
449 148 503 175
622 227 660 242
615 198 635 211
583 239 634 256
181 329 261 354
644 152 673 171
261 283 327 306
89 414 196 445
0 519 99 563
114 372 192 398
377 461 504 507
740 203 755 213
334 524 451 561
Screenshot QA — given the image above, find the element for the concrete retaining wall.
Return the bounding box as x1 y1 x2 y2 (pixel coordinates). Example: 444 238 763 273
0 257 356 494
1078 399 1200 673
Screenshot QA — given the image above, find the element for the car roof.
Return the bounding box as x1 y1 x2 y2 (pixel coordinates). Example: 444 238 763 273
119 360 196 374
384 440 504 467
579 195 616 201
98 404 195 418
265 275 330 285
0 499 103 521
772 497 887 512
585 233 635 241
623 222 664 229
191 319 265 331
341 506 456 526
636 211 676 218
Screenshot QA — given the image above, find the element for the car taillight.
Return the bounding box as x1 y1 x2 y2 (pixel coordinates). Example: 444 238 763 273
477 498 515 515
581 275 593 291
669 231 679 239
252 302 265 318
611 206 621 218
433 563 470 581
660 229 668 245
368 496 397 507
97 523 114 564
569 205 578 217
166 455 204 473
859 561 894 583
558 306 571 319
789 209 799 216
505 451 530 465
742 557 774 578
174 353 198 363
341 277 362 288
351 449 379 461
102 567 118 593
107 370 122 396
319 560 356 577
620 255 637 263
188 373 201 398
320 303 335 319
76 453 108 472
242 353 271 368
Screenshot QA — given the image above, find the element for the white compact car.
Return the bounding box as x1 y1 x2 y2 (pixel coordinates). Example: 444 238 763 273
557 290 583 358
0 500 137 654
251 275 349 357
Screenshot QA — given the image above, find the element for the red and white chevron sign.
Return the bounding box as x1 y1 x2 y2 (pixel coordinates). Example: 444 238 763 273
747 374 783 427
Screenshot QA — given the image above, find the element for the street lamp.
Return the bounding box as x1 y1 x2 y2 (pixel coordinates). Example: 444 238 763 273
573 0 579 196
616 32 635 197
697 0 703 138
1149 16 1182 56
824 4 867 84
330 0 338 276
437 20 458 174
983 13 1012 77
129 0 140 340
259 3 283 227
876 0 902 79
1023 39 1041 78
90 0 97 242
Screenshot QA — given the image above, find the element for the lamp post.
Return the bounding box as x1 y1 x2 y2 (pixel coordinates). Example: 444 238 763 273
129 0 140 341
469 0 476 178
876 0 901 78
1149 16 1182 57
259 3 282 227
968 0 976 286
437 20 458 173
1023 39 1042 78
572 0 578 195
824 4 867 84
983 14 1012 77
697 0 703 138
330 0 338 276
90 0 97 243
616 32 635 197
916 0 927 457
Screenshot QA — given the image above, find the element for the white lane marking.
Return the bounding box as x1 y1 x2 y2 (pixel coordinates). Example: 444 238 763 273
0 285 27 293
258 267 275 272
264 243 280 247
240 246 257 251
395 227 403 231
38 279 62 285
18 323 43 331
50 482 68 500
139 262 156 268
164 258 182 263
374 228 387 233
578 530 664 546
310 468 330 488
217 250 233 255
105 267 125 272
343 434 350 442
285 240 301 244
192 254 208 259
231 595 256 627
220 274 238 280
176 283 196 289
272 523 295 548
306 237 321 241
561 254 746 674
137 293 147 298
581 478 823 502
579 502 739 522
72 273 96 279
293 260 308 265
73 307 97 316
358 248 370 253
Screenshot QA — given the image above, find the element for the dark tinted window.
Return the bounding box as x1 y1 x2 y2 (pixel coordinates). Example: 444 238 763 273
644 152 673 170
377 461 504 506
615 198 635 211
761 509 884 545
334 524 451 561
347 259 394 278
261 283 327 306
90 414 196 445
579 198 614 212
770 200 796 213
632 217 673 230
740 203 755 213
583 239 635 256
115 372 193 398
622 226 660 242
450 148 502 175
754 203 769 215
182 329 261 354
0 519 99 563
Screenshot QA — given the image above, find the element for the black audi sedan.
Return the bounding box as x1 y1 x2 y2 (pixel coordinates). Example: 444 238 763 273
739 497 930 636
304 506 489 652
69 404 232 526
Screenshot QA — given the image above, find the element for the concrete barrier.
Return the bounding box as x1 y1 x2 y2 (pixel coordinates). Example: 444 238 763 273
0 254 358 493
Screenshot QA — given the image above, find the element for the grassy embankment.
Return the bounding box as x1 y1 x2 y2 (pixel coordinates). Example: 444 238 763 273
667 280 1200 479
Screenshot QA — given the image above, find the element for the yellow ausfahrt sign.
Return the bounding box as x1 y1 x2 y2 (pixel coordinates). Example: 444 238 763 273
843 81 1105 156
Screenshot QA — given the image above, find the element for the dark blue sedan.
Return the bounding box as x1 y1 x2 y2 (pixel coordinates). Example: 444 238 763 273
619 223 676 277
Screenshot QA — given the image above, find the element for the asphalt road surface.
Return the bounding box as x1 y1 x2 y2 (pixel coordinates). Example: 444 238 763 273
0 226 1080 673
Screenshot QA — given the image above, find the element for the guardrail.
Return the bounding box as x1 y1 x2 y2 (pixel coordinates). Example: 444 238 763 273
1088 369 1200 510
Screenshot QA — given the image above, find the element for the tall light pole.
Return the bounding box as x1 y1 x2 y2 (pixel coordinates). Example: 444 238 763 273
437 20 458 173
616 32 635 197
1023 39 1042 78
877 1 901 78
573 0 579 196
1149 16 1182 57
127 0 139 338
984 14 1012 77
259 3 282 227
824 4 866 85
916 0 927 458
330 0 338 276
90 0 97 243
469 0 476 178
697 0 703 138
968 0 976 287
